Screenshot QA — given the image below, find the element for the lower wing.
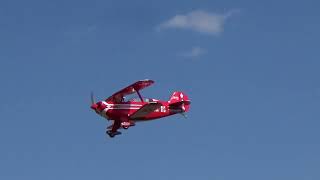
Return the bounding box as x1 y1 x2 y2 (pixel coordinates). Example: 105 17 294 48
129 102 162 119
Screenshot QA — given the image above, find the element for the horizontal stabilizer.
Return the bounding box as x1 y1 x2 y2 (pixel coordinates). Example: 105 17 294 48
169 100 191 108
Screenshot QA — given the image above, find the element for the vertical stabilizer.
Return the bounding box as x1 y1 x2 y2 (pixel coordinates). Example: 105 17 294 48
168 91 191 112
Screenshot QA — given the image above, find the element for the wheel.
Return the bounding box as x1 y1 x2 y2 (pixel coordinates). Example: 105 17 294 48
106 130 115 138
106 130 121 138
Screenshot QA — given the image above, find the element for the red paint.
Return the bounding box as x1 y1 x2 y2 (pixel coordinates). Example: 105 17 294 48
91 80 191 138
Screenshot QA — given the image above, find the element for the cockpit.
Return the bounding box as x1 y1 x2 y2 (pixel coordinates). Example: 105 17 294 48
128 97 156 102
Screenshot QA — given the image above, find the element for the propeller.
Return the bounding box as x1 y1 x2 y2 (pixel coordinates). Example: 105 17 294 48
90 91 95 105
90 92 99 111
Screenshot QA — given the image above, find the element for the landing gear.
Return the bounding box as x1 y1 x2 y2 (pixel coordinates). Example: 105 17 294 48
106 130 121 138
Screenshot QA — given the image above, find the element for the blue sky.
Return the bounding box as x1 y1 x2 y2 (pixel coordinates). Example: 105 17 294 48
1 0 320 179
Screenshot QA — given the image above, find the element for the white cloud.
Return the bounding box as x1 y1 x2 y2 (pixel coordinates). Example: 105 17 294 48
158 10 235 35
180 47 206 58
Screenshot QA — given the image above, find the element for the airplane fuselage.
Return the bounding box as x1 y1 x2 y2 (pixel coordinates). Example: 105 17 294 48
94 100 175 122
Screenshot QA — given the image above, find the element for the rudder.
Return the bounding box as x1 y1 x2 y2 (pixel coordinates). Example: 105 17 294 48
168 91 191 112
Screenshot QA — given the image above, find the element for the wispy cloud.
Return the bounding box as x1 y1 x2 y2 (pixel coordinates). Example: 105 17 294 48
158 10 236 35
179 47 206 58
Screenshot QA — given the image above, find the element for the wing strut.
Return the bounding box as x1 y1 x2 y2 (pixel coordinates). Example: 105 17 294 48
136 89 144 102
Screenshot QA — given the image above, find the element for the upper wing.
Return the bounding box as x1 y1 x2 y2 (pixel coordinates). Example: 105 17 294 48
129 102 162 120
106 79 154 102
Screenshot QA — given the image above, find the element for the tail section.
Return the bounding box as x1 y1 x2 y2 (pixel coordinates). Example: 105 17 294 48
168 91 191 113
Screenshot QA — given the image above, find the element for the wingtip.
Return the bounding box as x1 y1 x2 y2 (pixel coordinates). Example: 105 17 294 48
140 79 154 83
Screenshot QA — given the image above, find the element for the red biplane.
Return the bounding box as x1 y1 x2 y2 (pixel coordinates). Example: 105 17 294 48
90 79 191 138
